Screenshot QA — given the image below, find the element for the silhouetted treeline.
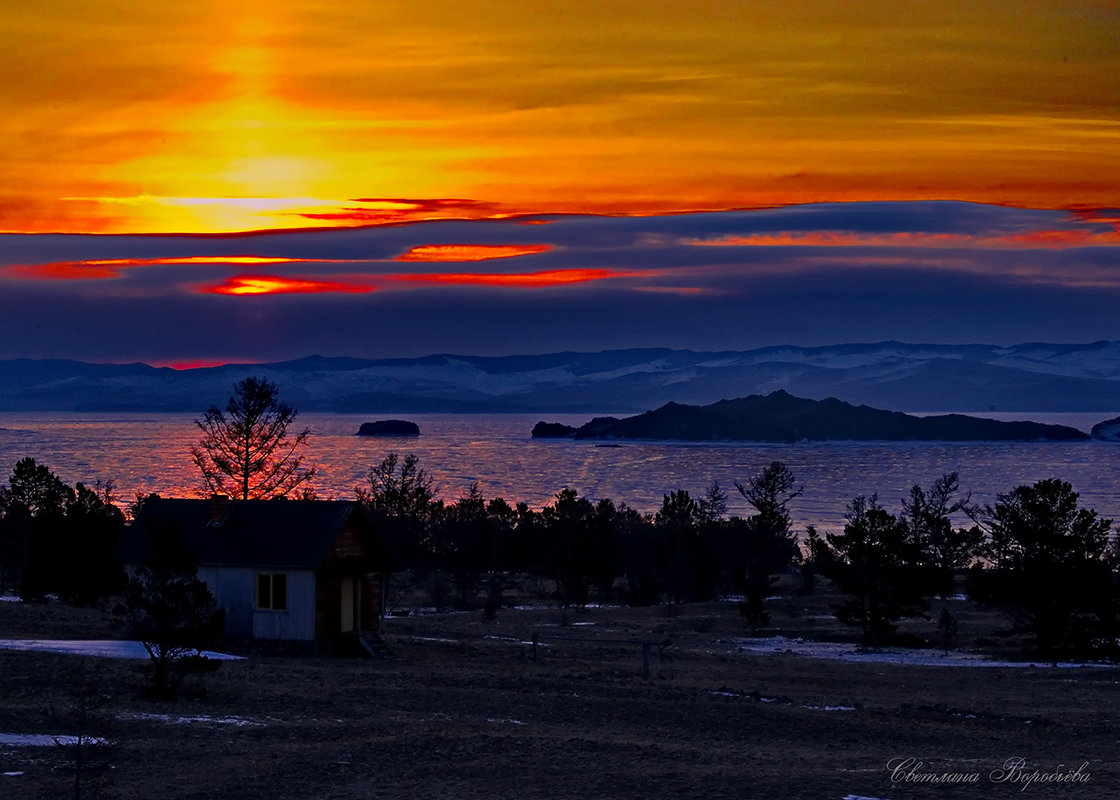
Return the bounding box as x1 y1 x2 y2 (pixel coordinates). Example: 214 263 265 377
361 453 1120 658
359 455 806 617
3 451 1119 659
0 457 125 603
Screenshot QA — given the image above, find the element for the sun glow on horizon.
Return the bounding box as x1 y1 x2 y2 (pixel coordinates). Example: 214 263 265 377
161 359 241 370
1 1 1118 235
201 275 375 295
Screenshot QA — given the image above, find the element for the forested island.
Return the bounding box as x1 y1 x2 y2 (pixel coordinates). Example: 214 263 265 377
357 419 420 436
533 390 1092 442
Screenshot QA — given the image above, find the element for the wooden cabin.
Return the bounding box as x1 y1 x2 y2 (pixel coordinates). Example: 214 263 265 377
121 496 390 649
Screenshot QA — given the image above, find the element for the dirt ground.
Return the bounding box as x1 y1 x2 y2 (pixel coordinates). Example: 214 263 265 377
2 587 1120 800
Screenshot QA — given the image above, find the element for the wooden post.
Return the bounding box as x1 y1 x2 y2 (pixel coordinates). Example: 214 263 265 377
642 641 650 678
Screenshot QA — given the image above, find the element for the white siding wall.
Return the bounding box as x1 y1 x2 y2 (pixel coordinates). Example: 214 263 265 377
197 566 317 641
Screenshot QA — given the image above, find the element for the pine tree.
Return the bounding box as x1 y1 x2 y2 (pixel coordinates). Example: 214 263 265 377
190 377 316 500
968 478 1113 656
813 495 941 646
123 524 223 696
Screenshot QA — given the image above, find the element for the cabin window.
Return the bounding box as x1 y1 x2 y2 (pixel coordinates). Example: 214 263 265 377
256 573 287 611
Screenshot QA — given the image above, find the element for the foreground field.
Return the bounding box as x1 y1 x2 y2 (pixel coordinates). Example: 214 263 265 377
2 593 1119 800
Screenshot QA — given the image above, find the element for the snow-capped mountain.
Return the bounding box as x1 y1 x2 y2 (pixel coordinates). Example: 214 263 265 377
1 341 1120 413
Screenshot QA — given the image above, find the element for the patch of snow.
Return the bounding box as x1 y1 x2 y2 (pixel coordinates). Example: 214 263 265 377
730 636 1119 669
121 712 263 727
4 771 24 776
0 596 20 603
484 634 545 646
390 607 474 616
803 705 857 712
843 795 892 800
706 690 787 704
0 639 243 661
405 636 461 644
486 718 526 725
0 733 108 747
509 602 620 611
993 342 1120 380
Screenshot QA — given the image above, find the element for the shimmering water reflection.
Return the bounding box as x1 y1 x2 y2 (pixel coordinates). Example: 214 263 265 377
0 412 1117 532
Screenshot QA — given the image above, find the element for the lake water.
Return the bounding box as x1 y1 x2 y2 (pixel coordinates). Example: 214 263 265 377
0 412 1118 532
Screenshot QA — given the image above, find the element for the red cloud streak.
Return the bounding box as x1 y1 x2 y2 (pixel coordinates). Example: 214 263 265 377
10 255 324 281
396 244 552 262
386 268 634 287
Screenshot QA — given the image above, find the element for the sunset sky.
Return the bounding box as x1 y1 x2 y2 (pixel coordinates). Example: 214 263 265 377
1 0 1118 363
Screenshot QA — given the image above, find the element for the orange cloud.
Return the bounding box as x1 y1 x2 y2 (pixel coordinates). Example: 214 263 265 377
386 268 635 288
298 199 507 226
686 228 1120 250
396 244 553 262
199 275 375 296
298 210 419 223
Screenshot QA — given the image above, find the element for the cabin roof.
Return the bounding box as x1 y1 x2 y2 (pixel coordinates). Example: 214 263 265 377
121 498 381 570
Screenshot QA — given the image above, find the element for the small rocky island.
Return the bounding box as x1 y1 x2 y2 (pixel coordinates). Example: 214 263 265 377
531 421 578 438
532 390 1091 442
356 419 420 436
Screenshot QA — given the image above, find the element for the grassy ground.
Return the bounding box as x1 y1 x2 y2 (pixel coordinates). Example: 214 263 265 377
2 584 1120 799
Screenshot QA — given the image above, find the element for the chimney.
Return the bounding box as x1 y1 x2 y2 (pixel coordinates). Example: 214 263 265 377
209 494 230 526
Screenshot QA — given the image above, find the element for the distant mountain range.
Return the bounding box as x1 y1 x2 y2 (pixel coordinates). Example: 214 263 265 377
532 390 1090 442
2 340 1120 414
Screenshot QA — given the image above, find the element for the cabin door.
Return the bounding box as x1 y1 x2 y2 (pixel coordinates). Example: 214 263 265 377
340 577 355 632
